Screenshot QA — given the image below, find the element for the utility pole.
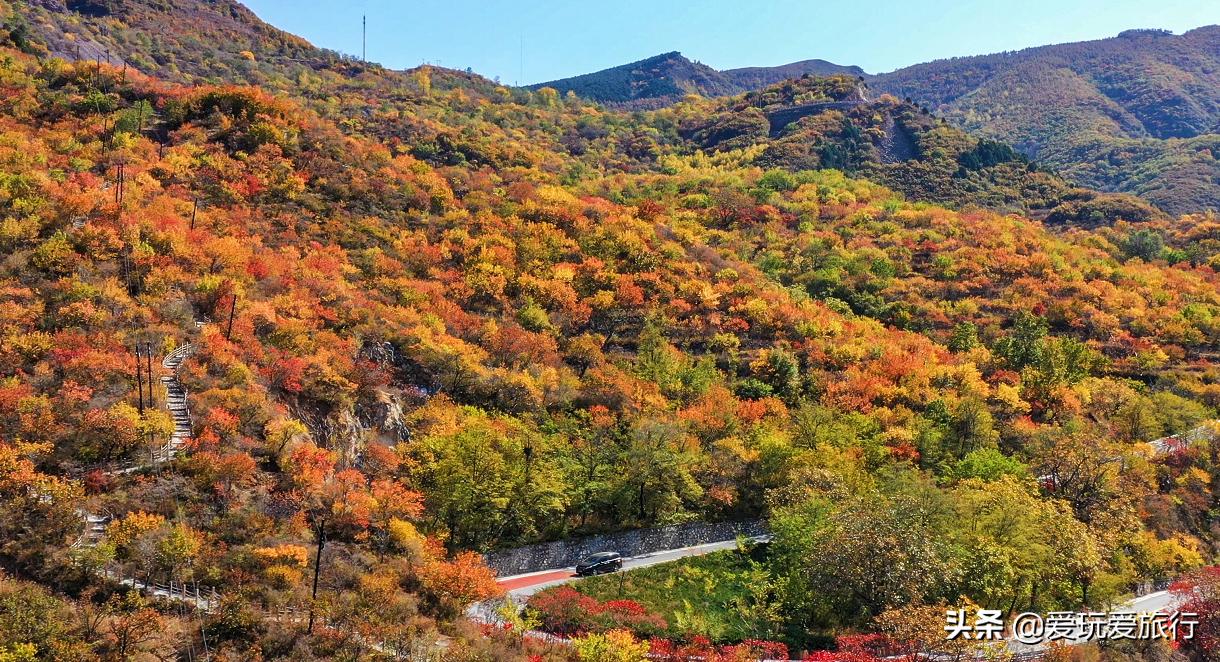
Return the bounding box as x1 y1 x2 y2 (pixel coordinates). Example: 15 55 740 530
190 198 198 230
307 520 326 634
145 342 155 408
134 344 145 415
226 293 237 341
114 163 125 206
362 15 366 62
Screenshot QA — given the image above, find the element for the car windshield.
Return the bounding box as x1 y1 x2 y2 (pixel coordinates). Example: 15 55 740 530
582 553 615 562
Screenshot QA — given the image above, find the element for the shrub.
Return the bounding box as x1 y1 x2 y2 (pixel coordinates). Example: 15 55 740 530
650 636 791 661
528 586 667 637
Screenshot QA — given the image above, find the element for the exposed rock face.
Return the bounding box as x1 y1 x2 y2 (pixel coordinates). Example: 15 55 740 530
293 387 417 462
26 0 128 68
877 113 918 164
332 406 364 460
357 389 413 445
290 340 429 460
29 0 69 11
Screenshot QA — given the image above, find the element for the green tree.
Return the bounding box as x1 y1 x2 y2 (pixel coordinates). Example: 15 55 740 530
947 448 1028 483
993 312 1048 371
416 409 567 549
948 322 979 352
1122 228 1165 262
771 489 957 627
611 420 701 524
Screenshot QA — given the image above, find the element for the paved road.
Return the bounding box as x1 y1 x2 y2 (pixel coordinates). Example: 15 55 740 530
1126 588 1179 614
493 536 770 600
1000 587 1185 655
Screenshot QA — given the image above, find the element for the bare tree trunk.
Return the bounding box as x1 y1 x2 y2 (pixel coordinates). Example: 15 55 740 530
307 519 326 633
638 482 645 521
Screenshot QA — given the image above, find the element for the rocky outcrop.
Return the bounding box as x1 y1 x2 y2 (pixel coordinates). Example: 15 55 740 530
877 113 918 164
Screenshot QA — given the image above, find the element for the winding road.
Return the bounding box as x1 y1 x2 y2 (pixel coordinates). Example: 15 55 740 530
475 419 1219 655
495 536 771 600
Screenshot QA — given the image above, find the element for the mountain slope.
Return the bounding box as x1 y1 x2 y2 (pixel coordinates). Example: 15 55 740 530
531 51 863 105
530 28 1220 213
20 0 332 86
868 26 1220 214
10 0 1093 217
722 58 866 90
529 52 736 105
871 28 1220 143
654 75 1161 220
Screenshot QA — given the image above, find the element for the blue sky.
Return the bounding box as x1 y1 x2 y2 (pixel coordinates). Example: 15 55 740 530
242 0 1220 84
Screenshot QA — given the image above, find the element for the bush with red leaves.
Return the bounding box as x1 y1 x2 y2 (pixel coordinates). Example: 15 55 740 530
1172 566 1220 661
649 635 789 661
794 633 897 662
528 586 667 637
834 633 895 657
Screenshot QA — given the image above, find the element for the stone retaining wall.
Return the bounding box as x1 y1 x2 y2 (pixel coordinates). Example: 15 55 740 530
483 519 768 576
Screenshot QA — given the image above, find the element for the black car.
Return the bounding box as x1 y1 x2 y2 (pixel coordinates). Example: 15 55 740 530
574 552 623 576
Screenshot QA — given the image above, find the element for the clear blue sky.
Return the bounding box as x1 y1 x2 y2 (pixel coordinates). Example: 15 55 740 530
242 0 1220 84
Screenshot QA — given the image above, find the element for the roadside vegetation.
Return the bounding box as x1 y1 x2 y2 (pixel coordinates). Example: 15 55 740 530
532 545 772 644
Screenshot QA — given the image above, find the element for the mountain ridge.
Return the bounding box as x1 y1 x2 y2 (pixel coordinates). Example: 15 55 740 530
8 0 1165 219
529 51 864 106
529 27 1220 213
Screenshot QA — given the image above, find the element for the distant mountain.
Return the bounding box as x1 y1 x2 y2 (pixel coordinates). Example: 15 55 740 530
870 28 1220 144
722 59 866 90
538 29 1220 214
23 0 331 85
664 75 1160 222
19 0 1217 213
531 52 863 106
867 27 1220 214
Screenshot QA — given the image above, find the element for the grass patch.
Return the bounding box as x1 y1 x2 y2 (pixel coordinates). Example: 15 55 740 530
561 543 776 643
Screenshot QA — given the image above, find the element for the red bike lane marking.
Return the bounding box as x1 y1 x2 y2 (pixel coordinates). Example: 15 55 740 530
497 570 574 591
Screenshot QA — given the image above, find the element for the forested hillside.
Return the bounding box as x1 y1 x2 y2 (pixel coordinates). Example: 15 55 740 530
537 26 1220 215
1 1 1220 660
652 75 1163 217
531 51 864 106
868 27 1220 214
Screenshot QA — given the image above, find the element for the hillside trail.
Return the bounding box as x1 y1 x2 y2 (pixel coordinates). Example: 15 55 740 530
878 112 918 163
73 321 209 608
